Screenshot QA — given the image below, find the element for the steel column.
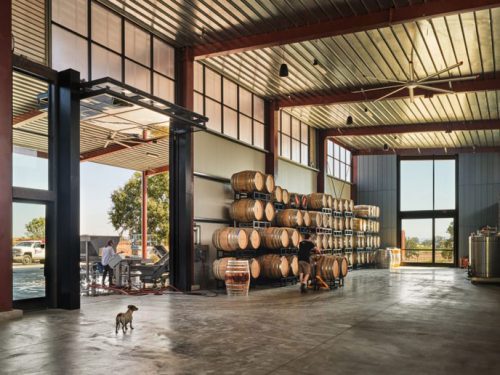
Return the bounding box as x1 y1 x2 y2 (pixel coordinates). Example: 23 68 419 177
170 47 194 291
52 69 81 310
141 171 148 259
265 100 278 178
317 130 327 193
0 0 13 312
351 155 358 202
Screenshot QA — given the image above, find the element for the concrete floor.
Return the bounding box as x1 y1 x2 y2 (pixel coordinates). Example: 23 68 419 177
1 268 499 375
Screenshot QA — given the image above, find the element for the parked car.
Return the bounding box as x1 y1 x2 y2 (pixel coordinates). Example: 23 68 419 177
12 240 45 265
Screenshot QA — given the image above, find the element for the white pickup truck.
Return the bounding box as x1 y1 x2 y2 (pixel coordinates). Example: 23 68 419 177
12 240 45 265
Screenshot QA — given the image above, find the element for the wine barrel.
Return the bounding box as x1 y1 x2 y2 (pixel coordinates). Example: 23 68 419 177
307 193 327 209
249 258 261 279
309 211 322 228
321 234 329 250
289 193 301 208
212 228 248 251
343 199 351 213
338 199 344 212
225 259 250 296
332 198 339 212
212 257 235 280
241 228 261 250
282 189 290 205
326 215 334 229
285 255 299 276
344 217 351 230
316 255 339 281
300 195 308 209
327 235 334 250
301 211 311 227
265 174 275 194
338 256 348 278
337 217 344 231
321 213 330 228
326 195 333 209
259 227 290 249
333 236 338 250
273 186 283 203
258 254 289 278
275 209 303 227
285 228 300 248
311 234 323 250
348 200 354 212
338 236 344 249
264 201 276 222
231 171 265 193
229 199 264 222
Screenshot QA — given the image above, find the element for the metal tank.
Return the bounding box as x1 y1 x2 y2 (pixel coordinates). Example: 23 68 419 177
469 231 500 280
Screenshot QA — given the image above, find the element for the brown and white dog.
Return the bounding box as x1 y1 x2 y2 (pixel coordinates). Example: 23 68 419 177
115 305 139 334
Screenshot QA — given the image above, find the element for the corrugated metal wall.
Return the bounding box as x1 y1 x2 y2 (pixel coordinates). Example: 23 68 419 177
12 0 48 65
357 155 398 247
458 153 500 257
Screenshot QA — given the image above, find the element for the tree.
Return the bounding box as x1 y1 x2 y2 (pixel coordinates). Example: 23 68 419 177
440 221 454 260
25 217 45 239
108 172 169 245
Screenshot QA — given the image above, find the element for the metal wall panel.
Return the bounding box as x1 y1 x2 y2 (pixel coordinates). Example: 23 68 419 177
458 153 500 257
357 155 398 247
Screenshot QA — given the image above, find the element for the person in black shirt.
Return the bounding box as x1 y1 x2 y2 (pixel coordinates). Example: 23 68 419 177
297 233 319 293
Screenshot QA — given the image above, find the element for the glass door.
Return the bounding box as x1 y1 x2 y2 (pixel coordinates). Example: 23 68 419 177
12 202 47 302
401 217 455 265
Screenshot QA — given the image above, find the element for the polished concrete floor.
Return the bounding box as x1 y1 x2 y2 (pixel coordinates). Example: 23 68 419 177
1 268 500 375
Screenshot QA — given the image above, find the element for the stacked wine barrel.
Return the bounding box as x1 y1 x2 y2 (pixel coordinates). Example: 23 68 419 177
351 205 381 269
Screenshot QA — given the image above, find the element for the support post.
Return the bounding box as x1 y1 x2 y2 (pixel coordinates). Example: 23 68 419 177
351 155 358 202
52 69 80 309
141 171 148 259
0 0 13 312
265 100 278 178
317 130 327 193
170 47 194 291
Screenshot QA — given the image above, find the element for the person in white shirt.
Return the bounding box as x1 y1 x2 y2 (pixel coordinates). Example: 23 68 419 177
101 240 116 287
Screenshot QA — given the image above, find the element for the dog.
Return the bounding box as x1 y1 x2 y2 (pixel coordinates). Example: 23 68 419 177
115 305 139 334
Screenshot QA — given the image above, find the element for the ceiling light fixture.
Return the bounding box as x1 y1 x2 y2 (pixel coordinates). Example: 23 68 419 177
279 63 289 77
146 152 159 158
346 115 353 125
383 143 389 152
312 58 328 75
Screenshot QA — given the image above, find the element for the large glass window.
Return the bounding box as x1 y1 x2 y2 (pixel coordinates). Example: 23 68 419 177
279 111 310 166
399 157 456 266
51 0 175 101
327 140 351 182
194 62 266 149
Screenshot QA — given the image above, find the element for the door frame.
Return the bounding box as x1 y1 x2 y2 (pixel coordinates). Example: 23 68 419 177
397 155 459 267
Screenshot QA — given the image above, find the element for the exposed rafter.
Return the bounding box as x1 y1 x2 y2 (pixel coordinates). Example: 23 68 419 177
80 137 165 162
145 165 169 176
278 77 500 108
323 120 500 138
193 0 500 59
13 109 46 127
355 146 500 156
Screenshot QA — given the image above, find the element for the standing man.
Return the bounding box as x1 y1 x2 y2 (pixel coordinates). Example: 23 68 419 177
101 240 115 287
297 233 319 293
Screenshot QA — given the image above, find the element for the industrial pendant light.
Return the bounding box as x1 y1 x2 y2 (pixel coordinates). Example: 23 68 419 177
279 63 289 77
346 115 353 125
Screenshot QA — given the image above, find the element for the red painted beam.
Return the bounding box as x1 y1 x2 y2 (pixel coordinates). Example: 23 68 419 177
324 120 500 137
13 109 45 126
356 146 500 156
145 165 169 176
193 0 500 58
0 0 12 312
278 77 500 108
80 137 164 162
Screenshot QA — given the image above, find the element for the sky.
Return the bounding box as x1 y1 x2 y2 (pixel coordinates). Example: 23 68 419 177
13 153 134 238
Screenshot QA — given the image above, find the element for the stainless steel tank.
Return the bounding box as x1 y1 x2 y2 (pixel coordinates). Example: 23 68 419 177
469 232 500 278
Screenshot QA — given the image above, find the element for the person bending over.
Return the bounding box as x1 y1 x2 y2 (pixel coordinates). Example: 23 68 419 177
101 240 116 287
297 234 319 293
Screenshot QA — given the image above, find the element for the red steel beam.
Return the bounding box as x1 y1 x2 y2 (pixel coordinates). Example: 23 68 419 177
324 120 500 138
193 0 500 58
79 137 164 162
0 0 12 312
278 77 500 108
145 165 169 176
356 146 500 156
13 109 45 126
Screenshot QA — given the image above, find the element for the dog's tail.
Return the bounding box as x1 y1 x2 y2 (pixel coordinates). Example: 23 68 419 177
115 313 122 333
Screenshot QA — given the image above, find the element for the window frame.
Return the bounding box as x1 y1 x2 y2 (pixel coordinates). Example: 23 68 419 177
193 62 266 150
278 111 310 167
327 140 352 183
50 0 175 101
